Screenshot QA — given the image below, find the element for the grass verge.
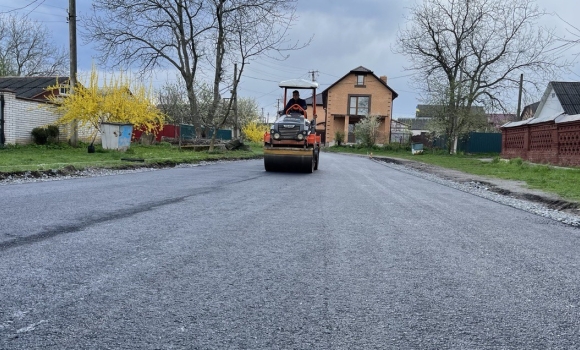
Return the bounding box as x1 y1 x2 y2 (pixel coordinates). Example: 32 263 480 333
0 142 264 173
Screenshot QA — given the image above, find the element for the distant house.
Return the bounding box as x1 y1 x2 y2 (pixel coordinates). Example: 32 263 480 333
390 119 411 143
486 113 517 131
396 117 432 136
520 101 539 120
318 66 398 145
0 76 70 145
501 81 580 166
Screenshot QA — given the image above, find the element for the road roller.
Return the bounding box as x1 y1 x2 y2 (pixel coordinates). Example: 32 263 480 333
264 79 321 173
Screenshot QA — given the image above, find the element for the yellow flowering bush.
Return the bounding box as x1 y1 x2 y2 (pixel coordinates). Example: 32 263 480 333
46 67 166 141
242 121 269 143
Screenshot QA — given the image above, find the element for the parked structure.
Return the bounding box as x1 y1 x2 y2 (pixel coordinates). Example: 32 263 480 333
501 81 580 166
318 66 398 145
0 76 70 145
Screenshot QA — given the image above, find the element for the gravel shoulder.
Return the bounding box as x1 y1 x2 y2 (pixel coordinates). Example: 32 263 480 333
370 155 580 225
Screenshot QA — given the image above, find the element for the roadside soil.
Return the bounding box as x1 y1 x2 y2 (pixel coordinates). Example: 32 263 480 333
373 155 580 217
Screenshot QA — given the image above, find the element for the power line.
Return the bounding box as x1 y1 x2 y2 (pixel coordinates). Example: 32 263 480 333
0 3 66 20
243 75 280 83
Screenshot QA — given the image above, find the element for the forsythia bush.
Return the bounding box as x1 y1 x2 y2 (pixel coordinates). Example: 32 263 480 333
46 66 166 142
242 121 269 143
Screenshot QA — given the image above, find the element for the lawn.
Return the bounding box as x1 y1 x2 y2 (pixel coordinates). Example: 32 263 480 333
0 142 263 173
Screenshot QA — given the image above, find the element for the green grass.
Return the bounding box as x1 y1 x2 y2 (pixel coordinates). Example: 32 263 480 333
0 142 263 173
328 145 580 202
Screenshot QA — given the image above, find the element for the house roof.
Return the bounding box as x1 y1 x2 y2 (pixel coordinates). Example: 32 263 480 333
520 101 539 119
304 93 323 105
321 66 399 102
551 81 580 115
416 104 485 118
396 117 431 131
503 81 580 128
0 76 68 100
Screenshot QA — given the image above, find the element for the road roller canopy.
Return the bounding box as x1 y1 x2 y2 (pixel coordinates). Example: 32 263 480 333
278 79 319 89
279 79 319 118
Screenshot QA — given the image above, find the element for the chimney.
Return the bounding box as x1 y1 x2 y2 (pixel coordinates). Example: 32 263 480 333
379 75 387 84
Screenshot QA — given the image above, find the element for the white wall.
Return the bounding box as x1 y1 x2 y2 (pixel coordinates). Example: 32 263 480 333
536 86 565 120
1 92 99 144
3 92 60 144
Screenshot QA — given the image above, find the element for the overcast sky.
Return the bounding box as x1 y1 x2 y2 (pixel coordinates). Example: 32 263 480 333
1 0 579 121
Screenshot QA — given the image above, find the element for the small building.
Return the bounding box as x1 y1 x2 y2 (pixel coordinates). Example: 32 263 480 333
501 81 580 166
0 76 71 145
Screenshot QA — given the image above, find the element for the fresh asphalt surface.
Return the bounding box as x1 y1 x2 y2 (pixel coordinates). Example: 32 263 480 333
1 152 579 349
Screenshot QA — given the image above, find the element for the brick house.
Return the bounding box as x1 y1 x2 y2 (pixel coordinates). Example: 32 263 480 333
501 81 580 166
0 76 71 145
317 66 398 145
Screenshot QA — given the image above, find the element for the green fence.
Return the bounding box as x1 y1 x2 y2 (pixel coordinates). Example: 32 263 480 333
429 132 501 153
179 124 232 140
459 132 501 153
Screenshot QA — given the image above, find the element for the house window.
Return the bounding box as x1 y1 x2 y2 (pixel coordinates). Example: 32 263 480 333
59 85 70 96
356 75 365 86
349 95 370 115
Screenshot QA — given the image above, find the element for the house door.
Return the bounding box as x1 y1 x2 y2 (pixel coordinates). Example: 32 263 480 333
348 123 356 143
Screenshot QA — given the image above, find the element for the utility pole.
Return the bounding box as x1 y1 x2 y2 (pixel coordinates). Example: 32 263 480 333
277 99 281 114
261 108 264 123
68 0 78 146
517 74 524 121
308 70 319 82
233 63 238 139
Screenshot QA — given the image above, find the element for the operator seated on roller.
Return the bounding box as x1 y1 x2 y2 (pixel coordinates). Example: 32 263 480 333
284 90 307 115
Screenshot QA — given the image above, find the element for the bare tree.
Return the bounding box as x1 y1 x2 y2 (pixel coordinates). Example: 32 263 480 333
85 0 212 137
395 0 568 153
554 14 580 63
195 0 306 150
0 14 68 76
84 0 304 142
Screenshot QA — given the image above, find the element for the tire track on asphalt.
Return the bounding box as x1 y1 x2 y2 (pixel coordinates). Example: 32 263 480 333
0 175 266 252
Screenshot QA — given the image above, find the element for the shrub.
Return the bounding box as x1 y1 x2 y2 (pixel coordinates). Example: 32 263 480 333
335 131 345 146
354 115 381 148
31 125 59 145
31 127 49 145
242 122 269 143
46 125 59 140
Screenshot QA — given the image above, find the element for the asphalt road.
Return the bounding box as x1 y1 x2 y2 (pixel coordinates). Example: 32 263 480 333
1 152 579 349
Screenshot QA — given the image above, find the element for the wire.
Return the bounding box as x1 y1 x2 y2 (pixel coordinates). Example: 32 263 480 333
243 75 281 83
0 2 65 20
